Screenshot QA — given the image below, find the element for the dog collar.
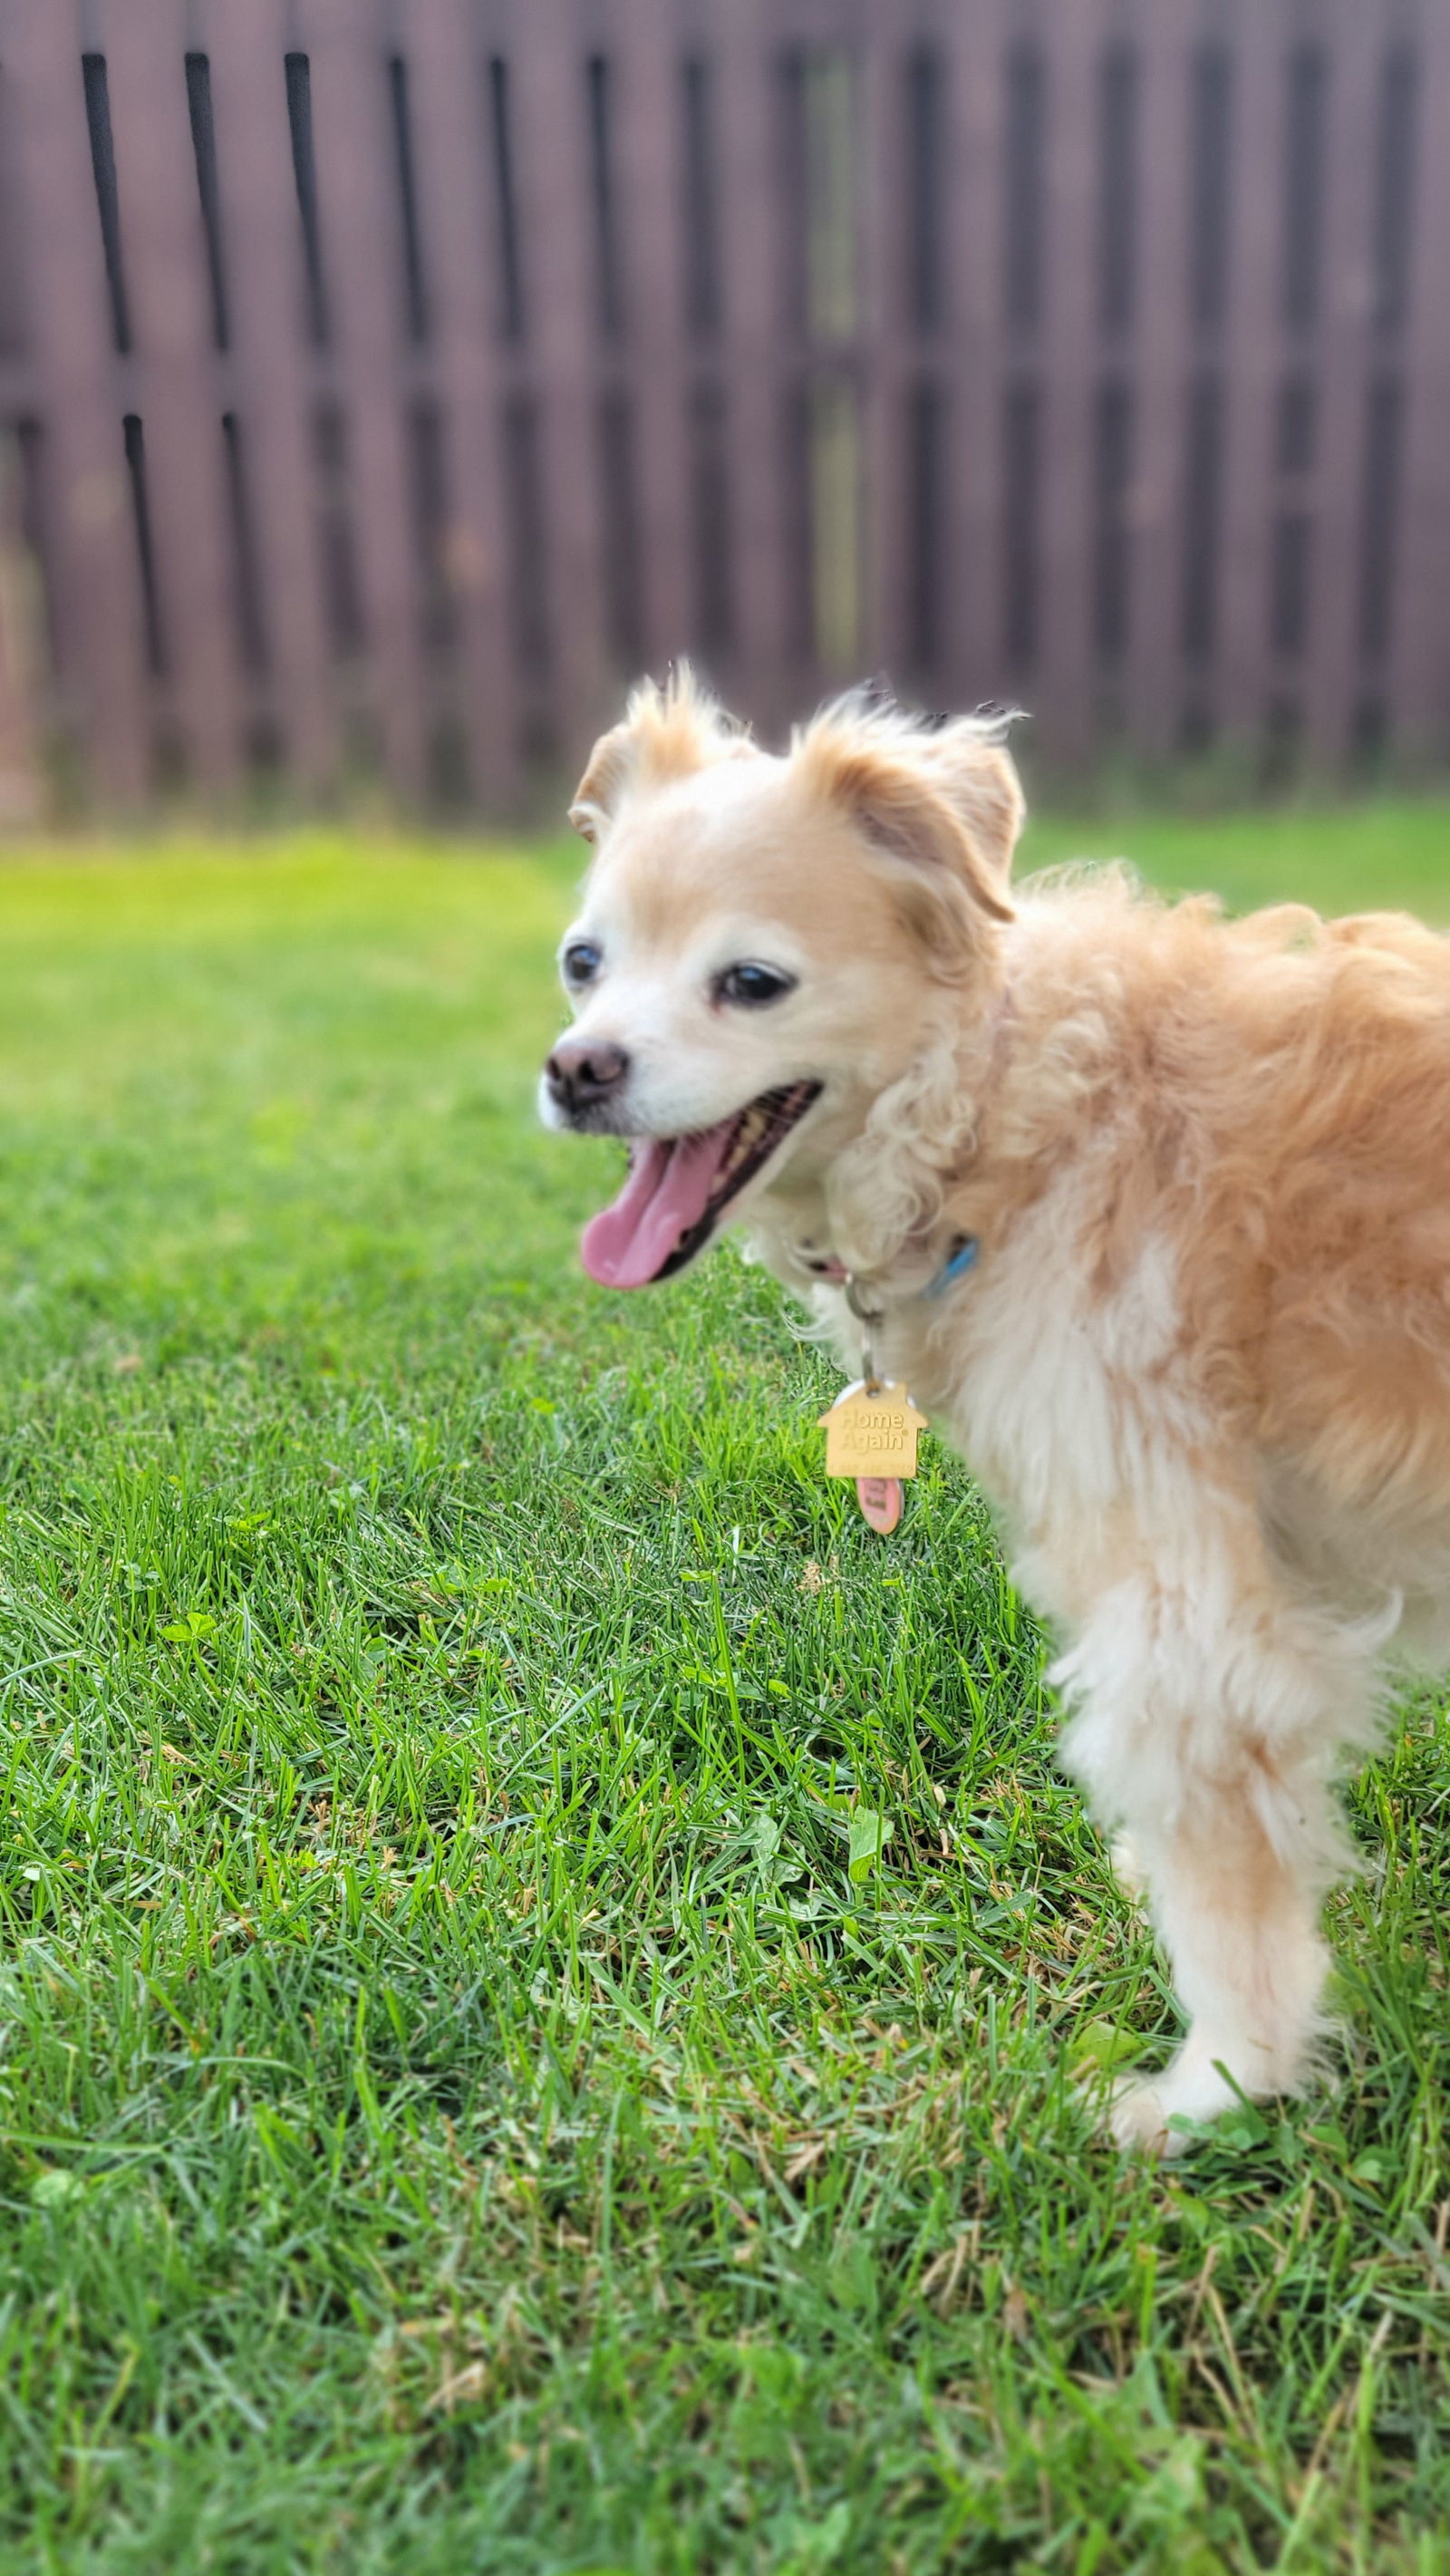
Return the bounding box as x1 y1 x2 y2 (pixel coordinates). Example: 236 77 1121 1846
799 1231 980 1309
924 1235 980 1298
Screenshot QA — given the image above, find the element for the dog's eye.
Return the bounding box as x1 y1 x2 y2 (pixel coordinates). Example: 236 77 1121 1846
714 962 798 1008
562 940 603 990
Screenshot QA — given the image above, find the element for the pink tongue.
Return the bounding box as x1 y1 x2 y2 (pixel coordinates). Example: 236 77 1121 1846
581 1123 735 1288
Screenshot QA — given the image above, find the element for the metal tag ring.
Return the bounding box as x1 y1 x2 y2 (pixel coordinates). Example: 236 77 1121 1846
844 1277 883 1326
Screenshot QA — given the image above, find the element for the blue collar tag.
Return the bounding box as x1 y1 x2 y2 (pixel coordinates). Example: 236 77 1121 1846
924 1235 979 1301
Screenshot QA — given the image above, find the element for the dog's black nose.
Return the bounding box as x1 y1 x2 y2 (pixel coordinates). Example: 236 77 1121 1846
545 1037 631 1118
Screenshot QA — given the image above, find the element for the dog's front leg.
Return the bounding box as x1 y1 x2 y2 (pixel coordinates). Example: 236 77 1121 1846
1100 1764 1339 2149
1051 1527 1378 2151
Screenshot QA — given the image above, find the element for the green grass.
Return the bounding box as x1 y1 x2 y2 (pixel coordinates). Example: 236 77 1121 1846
0 806 1446 2576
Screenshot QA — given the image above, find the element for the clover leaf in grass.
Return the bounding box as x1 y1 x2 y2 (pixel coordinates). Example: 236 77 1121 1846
160 1609 217 1643
32 2168 86 2207
1069 2018 1144 2075
752 1812 782 1874
847 1807 893 1879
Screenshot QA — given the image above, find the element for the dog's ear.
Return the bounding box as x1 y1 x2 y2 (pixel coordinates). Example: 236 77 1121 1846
793 702 1023 953
567 726 634 844
569 663 749 843
914 716 1025 922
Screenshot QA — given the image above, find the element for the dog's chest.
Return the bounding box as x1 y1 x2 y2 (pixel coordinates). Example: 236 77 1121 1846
820 1187 1187 1542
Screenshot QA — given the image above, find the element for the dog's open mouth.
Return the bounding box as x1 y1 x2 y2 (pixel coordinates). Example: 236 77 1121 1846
581 1080 821 1288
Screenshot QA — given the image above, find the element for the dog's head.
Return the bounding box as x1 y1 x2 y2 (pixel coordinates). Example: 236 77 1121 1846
540 669 1024 1287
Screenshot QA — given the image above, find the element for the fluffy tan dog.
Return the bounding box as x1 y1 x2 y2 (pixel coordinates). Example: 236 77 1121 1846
541 668 1450 2148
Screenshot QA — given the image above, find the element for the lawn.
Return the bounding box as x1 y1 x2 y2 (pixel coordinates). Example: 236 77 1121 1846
0 801 1446 2575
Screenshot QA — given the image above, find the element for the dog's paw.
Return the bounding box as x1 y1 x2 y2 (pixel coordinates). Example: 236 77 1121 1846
1106 2040 1274 2154
1106 2077 1183 2156
1071 2057 1181 2155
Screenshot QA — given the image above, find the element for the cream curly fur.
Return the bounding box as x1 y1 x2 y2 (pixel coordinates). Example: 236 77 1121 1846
546 670 1450 2150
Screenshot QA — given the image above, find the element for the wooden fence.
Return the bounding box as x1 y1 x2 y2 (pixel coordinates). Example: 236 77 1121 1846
0 0 1445 816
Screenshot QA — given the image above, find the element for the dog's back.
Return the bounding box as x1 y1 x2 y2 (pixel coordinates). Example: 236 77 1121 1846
999 875 1450 1628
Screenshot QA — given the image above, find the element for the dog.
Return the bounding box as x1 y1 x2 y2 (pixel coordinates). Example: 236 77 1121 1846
540 667 1450 2148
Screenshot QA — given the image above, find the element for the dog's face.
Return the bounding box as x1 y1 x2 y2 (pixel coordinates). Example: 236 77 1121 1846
540 675 1023 1287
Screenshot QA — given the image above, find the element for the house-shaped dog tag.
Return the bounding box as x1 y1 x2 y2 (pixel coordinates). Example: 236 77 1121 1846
817 1382 929 1479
